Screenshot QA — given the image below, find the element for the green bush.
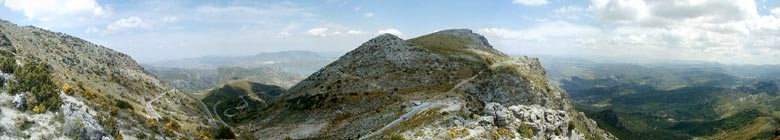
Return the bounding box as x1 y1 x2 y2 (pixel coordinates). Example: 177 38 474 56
0 57 14 74
214 126 236 139
114 98 133 109
96 114 119 137
8 60 61 112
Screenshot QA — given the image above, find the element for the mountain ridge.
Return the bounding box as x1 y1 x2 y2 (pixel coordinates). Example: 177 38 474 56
0 19 213 139
234 29 614 139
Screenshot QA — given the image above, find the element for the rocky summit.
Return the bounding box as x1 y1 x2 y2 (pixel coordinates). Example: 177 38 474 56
234 29 615 139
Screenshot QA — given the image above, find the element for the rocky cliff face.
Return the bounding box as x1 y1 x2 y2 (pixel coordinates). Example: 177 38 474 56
0 19 212 139
237 29 615 139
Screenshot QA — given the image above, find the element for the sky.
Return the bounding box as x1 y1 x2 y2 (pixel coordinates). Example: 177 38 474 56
0 0 779 64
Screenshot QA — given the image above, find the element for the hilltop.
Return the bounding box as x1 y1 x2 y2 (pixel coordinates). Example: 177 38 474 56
233 29 615 139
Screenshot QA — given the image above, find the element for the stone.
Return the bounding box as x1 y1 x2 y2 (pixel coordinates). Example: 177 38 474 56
12 94 24 110
484 102 513 128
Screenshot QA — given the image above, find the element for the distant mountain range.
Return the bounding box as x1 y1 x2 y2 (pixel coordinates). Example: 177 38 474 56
143 51 335 74
142 51 327 95
145 66 306 95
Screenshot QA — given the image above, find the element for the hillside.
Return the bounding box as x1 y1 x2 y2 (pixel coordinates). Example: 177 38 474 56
543 58 780 139
0 19 214 139
200 80 285 125
234 29 614 139
147 66 305 94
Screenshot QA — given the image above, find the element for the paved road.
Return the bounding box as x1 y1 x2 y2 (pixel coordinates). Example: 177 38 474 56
147 89 174 119
360 68 486 139
224 96 249 118
212 100 230 126
360 102 437 140
195 96 218 128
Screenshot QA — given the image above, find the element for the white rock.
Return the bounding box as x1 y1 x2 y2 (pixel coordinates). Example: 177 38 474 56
12 94 24 110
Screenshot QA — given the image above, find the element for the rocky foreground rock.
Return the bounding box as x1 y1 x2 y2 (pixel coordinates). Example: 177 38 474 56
235 29 615 139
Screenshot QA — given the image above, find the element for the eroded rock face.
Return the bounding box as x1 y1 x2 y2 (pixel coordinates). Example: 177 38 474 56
472 103 589 140
484 102 513 128
62 102 112 140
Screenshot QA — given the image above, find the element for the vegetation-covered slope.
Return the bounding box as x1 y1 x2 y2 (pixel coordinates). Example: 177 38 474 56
543 58 780 140
0 19 214 139
201 80 285 124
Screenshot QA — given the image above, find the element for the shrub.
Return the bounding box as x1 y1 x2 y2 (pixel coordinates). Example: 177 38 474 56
446 127 469 138
62 84 75 95
0 57 14 74
239 133 257 140
165 120 180 134
491 128 514 139
109 107 119 116
32 104 46 113
14 116 32 131
114 98 133 109
386 133 406 140
214 126 235 139
196 130 212 139
81 89 97 100
7 60 61 113
96 114 119 137
517 123 534 137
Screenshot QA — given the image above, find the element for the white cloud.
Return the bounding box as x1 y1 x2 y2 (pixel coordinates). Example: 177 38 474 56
302 18 372 37
107 17 150 32
480 21 600 41
772 8 780 16
591 0 649 24
512 0 549 6
364 12 374 17
347 30 364 35
276 32 291 38
197 5 309 17
162 16 179 23
306 27 329 37
2 0 106 21
487 0 780 64
592 0 759 25
306 27 366 37
580 0 780 64
552 6 592 20
87 16 151 35
377 28 402 36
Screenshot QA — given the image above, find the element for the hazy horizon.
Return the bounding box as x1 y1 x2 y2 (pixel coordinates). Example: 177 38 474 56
2 0 779 64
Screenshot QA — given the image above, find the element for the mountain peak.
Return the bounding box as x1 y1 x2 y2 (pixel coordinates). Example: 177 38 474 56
430 29 493 48
244 28 614 139
361 33 405 47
